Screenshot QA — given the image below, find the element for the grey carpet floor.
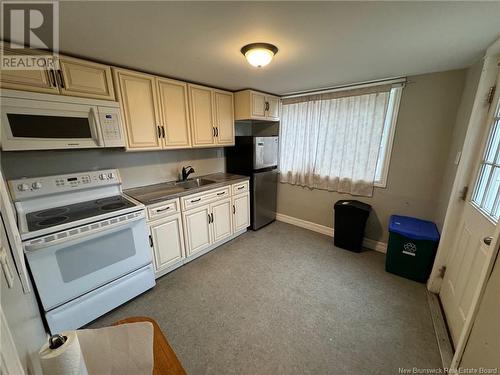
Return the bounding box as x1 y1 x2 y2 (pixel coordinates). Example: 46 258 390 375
89 221 442 375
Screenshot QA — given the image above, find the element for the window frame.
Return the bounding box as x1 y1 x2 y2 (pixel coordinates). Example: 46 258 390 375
373 85 403 188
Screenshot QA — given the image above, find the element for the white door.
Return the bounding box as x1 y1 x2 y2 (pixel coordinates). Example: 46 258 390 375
233 193 250 232
188 84 216 147
265 96 280 120
213 90 234 145
211 198 233 243
183 205 212 255
251 92 266 118
440 73 500 345
150 214 185 272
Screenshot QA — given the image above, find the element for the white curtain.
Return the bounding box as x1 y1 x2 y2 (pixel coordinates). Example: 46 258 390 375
279 91 389 197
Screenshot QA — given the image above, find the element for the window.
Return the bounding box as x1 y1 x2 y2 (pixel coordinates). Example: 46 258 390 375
472 97 500 221
279 83 403 197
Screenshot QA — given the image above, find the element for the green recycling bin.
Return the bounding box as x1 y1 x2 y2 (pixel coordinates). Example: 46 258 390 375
386 215 440 283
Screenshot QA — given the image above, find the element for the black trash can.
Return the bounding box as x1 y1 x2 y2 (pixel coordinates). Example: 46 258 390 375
334 200 371 252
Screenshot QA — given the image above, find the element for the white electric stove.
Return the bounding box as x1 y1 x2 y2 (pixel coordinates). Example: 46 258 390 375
9 169 155 333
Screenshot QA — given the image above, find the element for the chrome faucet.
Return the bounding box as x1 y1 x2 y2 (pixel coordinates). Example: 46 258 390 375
181 166 195 181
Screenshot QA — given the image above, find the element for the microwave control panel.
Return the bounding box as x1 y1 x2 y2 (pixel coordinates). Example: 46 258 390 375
98 107 125 148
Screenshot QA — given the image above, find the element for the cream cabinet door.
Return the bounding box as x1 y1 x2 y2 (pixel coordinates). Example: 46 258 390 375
183 205 212 255
189 84 216 147
59 57 115 100
150 214 185 271
251 92 267 118
214 90 234 145
113 69 162 150
157 78 191 148
0 69 58 94
266 96 280 121
210 198 233 243
233 193 250 232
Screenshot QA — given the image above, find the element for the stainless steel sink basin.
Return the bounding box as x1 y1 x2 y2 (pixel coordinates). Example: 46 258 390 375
175 178 216 189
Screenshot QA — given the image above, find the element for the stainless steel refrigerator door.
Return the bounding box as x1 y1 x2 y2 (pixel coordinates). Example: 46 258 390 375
252 169 278 230
253 136 279 170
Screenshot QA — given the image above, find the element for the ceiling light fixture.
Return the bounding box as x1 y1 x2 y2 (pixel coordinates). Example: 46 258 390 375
241 43 278 68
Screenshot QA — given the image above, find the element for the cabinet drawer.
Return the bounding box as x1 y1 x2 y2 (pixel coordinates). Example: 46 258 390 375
181 186 231 210
147 198 179 220
232 181 249 195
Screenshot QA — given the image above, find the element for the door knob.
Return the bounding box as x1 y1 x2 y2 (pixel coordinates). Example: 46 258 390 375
483 236 493 245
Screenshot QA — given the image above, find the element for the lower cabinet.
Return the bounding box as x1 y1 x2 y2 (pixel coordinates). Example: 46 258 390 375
147 180 250 278
232 193 250 232
149 213 185 273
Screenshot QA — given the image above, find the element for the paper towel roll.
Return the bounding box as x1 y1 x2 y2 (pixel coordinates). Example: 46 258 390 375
39 332 88 375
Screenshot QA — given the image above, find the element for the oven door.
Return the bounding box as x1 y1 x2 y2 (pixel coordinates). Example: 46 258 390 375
1 97 104 151
24 211 152 311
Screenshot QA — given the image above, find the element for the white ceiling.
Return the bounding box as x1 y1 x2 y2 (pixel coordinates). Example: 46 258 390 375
60 1 500 95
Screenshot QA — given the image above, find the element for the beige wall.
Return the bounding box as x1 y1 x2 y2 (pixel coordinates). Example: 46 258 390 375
434 61 483 230
1 148 225 189
277 69 467 243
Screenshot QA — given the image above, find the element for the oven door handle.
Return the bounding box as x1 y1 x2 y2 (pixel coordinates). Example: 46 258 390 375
24 212 145 252
90 106 104 147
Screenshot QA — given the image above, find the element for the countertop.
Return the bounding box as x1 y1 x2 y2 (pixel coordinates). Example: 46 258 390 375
124 173 250 205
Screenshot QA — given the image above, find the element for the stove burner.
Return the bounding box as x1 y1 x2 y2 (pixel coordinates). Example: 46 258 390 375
100 202 126 211
34 207 70 218
37 216 69 227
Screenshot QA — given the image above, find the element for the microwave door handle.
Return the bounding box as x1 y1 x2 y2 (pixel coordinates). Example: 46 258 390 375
90 107 104 147
24 213 144 252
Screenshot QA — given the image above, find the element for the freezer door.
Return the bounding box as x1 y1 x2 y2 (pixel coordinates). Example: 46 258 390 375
254 136 279 170
252 169 278 230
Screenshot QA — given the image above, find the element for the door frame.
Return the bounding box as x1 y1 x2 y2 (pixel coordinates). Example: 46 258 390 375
427 39 500 369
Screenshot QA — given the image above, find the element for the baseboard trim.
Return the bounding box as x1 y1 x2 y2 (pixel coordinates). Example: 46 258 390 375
276 213 387 254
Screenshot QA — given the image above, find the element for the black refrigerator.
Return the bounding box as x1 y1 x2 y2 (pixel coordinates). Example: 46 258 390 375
226 136 279 230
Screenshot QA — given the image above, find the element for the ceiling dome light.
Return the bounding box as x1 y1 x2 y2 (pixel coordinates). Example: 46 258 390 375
241 43 278 68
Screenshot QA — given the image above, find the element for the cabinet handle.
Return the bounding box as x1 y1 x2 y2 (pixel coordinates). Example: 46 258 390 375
265 101 269 111
155 207 170 213
149 235 153 247
212 127 216 137
191 198 201 203
217 191 225 196
56 70 65 88
233 205 235 214
211 213 214 222
161 126 166 139
157 126 162 139
215 127 219 137
208 214 212 223
48 69 57 87
237 186 245 190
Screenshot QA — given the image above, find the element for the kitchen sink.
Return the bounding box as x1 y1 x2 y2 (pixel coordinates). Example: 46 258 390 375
175 178 216 189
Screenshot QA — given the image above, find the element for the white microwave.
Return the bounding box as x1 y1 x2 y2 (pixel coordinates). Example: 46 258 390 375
0 89 125 151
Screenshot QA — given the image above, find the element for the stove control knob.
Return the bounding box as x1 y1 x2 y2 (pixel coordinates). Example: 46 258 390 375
107 172 115 179
99 173 108 180
32 182 42 190
17 183 29 192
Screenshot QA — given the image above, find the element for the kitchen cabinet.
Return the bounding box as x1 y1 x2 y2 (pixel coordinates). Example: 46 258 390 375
188 84 234 147
0 55 114 100
157 78 192 148
232 193 250 232
58 56 115 100
113 68 162 150
234 89 281 121
211 198 233 242
149 214 185 272
0 69 59 94
183 204 212 255
213 90 235 145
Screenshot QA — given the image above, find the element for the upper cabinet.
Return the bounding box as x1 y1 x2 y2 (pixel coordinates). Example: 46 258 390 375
58 56 115 100
113 68 194 151
234 90 280 121
188 84 234 148
157 78 191 149
113 68 162 150
0 55 115 100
